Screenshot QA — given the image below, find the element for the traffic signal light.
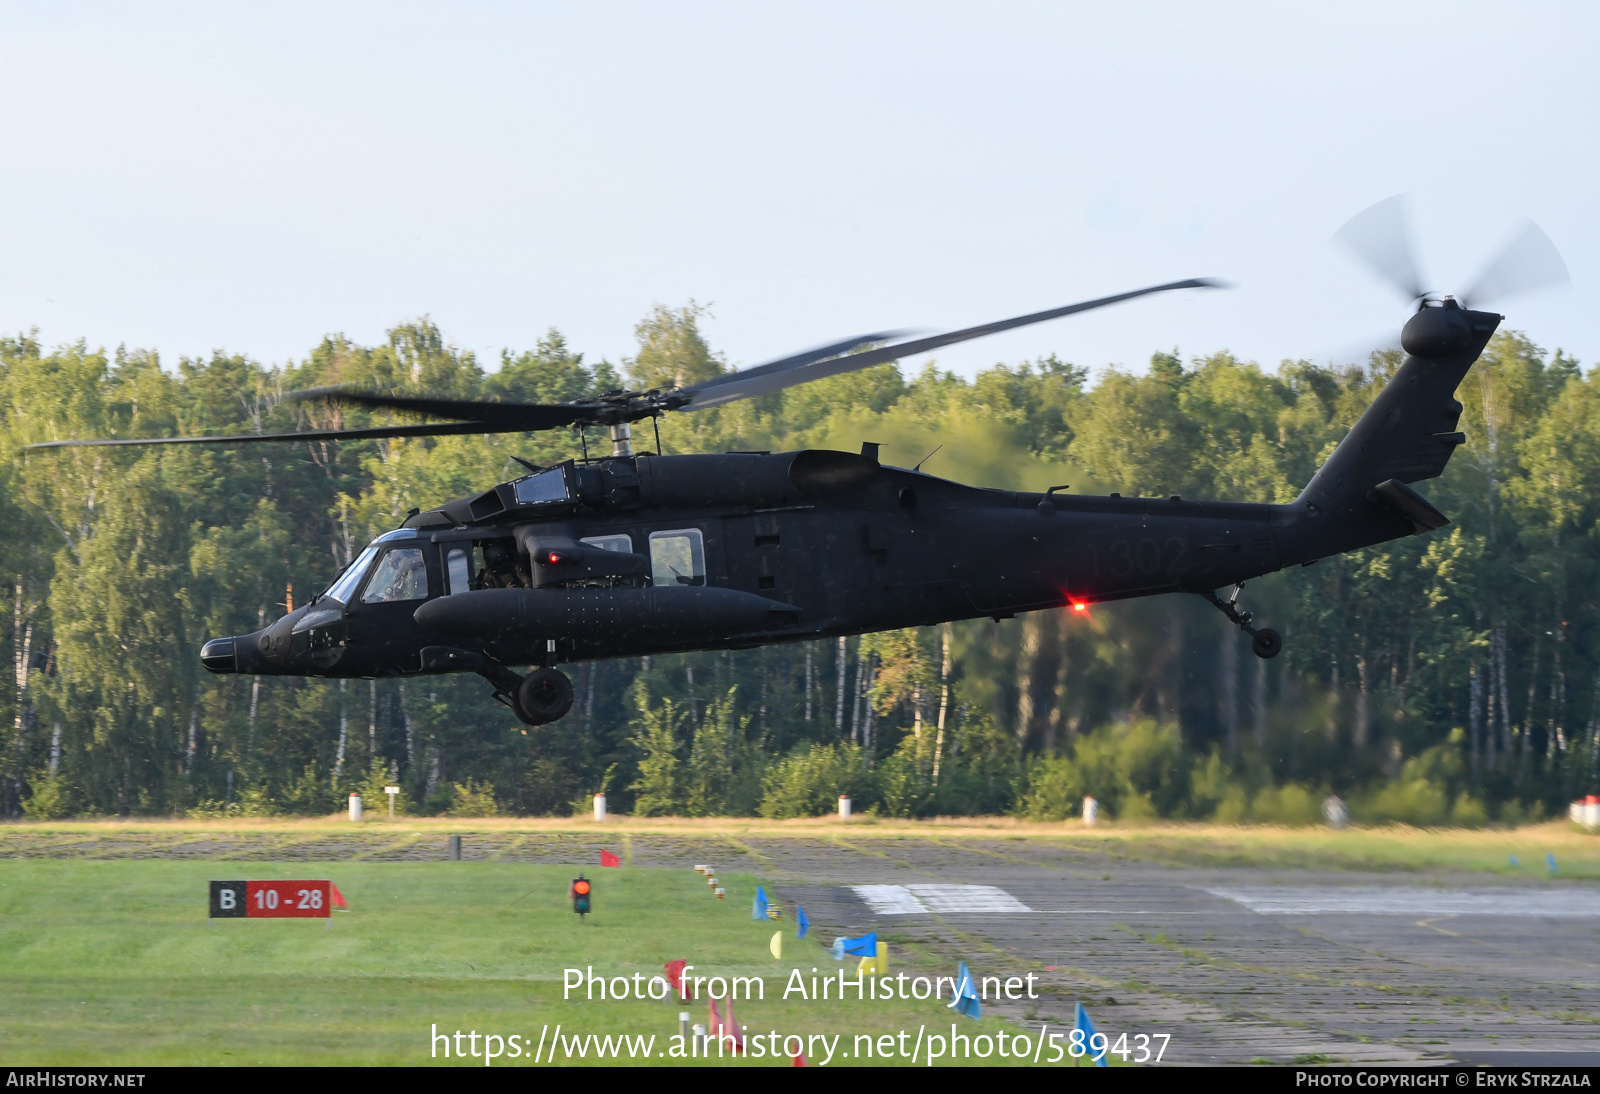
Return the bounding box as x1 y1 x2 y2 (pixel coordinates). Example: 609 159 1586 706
571 875 592 918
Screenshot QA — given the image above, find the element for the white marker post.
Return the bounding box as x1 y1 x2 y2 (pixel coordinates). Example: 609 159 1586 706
1082 796 1098 826
593 793 607 821
1322 794 1349 829
1573 795 1600 829
838 794 852 821
348 792 362 822
384 785 399 819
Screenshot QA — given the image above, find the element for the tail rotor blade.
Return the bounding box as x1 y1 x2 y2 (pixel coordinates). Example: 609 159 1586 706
1461 218 1570 309
1334 194 1427 304
1321 329 1405 369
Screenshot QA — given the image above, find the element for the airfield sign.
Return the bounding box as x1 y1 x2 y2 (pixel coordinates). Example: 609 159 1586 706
210 880 332 919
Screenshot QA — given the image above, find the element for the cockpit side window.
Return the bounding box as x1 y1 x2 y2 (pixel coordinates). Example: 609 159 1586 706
648 528 706 587
361 547 430 603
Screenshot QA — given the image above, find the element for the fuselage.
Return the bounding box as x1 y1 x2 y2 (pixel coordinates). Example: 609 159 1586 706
204 447 1314 681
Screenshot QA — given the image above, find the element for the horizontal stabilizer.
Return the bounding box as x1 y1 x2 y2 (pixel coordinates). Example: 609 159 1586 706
1368 479 1450 534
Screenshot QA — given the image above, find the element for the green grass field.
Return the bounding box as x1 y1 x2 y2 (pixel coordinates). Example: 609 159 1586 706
0 858 1049 1067
3 816 1592 1065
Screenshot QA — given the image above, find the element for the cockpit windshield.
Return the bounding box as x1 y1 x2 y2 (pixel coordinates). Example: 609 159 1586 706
323 546 378 605
321 530 417 605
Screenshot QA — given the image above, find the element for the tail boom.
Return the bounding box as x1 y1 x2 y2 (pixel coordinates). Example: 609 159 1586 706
1280 299 1500 565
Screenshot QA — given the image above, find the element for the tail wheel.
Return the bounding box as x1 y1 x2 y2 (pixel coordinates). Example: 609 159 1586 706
1251 628 1283 660
513 667 575 725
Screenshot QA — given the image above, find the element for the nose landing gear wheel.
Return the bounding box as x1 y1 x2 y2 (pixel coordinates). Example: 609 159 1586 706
512 667 575 726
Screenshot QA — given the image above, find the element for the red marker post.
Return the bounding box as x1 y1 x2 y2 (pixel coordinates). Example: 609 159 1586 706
211 880 334 929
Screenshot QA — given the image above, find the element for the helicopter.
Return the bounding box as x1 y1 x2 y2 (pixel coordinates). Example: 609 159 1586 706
26 201 1565 727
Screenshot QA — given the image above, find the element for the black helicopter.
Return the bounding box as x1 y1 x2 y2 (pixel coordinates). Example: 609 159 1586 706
27 201 1564 727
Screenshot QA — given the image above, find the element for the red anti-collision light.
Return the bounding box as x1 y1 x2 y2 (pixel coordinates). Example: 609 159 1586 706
1071 600 1087 612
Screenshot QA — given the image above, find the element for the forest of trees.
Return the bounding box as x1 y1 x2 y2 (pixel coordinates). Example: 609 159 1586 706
1 303 1596 824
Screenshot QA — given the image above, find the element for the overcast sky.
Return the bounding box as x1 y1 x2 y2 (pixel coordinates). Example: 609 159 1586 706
1 2 1595 381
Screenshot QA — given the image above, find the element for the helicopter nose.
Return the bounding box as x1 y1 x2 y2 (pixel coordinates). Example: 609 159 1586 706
200 637 237 674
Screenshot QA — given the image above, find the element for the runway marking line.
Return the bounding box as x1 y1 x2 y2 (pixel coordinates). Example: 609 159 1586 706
346 831 427 861
487 834 527 861
1416 917 1462 937
718 833 775 872
851 883 1034 915
827 835 922 872
1204 885 1600 918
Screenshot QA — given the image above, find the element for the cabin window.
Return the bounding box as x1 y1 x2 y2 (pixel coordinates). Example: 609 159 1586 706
445 547 472 595
581 534 633 554
648 528 706 587
362 547 430 603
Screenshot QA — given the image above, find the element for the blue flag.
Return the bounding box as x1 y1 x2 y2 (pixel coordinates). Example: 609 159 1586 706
796 905 810 940
1074 1002 1108 1067
839 931 877 957
753 886 769 921
948 961 981 1020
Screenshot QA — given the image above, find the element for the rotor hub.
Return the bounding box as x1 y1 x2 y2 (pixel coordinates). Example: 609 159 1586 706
1400 297 1497 360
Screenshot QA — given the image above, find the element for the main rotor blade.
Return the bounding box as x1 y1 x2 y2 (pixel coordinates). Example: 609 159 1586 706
681 330 909 395
284 386 604 431
678 278 1224 409
23 420 503 450
1461 218 1570 309
277 335 907 430
29 282 1224 447
1334 194 1427 304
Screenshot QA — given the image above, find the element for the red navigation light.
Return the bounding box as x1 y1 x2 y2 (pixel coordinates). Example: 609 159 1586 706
1071 600 1087 612
546 552 564 565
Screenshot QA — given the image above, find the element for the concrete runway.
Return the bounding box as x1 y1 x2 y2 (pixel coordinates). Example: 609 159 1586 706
744 836 1600 1066
6 827 1597 1064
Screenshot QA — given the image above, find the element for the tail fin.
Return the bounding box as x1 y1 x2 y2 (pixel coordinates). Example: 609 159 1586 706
1284 299 1500 563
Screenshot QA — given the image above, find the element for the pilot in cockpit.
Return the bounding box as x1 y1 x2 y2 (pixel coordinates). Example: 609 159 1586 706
386 550 428 599
362 546 430 603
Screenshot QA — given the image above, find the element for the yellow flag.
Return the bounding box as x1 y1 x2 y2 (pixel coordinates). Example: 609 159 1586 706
770 931 782 959
855 942 889 975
